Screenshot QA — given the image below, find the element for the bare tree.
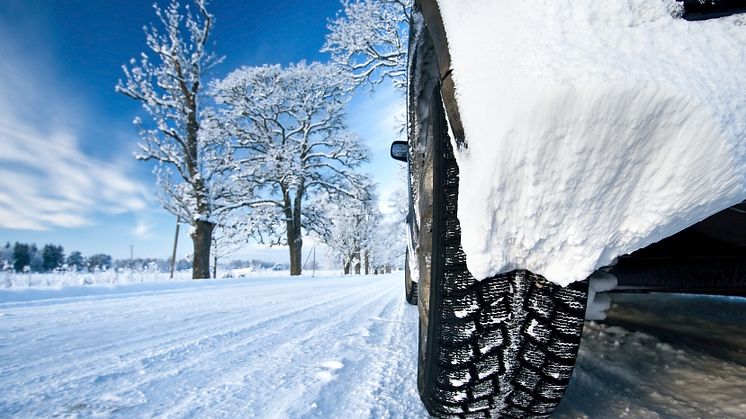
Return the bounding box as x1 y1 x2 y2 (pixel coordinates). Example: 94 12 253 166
116 0 225 279
323 0 412 90
211 62 370 275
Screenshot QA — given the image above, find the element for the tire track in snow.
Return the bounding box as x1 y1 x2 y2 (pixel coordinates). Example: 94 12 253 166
157 276 419 418
313 288 425 418
0 282 362 398
2 278 361 376
1 276 426 417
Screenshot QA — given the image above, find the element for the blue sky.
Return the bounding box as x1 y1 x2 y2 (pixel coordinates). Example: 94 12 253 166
0 0 405 262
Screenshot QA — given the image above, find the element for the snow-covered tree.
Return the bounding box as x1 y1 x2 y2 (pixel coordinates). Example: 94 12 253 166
28 245 43 273
66 251 84 272
321 186 407 275
86 254 113 272
319 188 379 275
369 217 406 273
323 0 412 90
116 0 226 279
211 62 370 275
0 242 11 271
12 243 29 273
209 216 248 279
41 244 65 272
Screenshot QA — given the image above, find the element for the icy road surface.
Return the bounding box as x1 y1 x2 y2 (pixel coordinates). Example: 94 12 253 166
1 273 745 418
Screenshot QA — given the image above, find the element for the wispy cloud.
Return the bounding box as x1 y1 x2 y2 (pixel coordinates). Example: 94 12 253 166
0 25 149 231
0 123 149 230
133 218 154 239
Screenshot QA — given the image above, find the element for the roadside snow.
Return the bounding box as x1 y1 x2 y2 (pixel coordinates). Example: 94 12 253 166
437 0 746 285
557 293 746 418
0 269 342 289
1 270 192 289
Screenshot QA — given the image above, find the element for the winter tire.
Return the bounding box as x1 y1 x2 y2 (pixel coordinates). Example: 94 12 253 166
405 252 419 305
415 88 589 418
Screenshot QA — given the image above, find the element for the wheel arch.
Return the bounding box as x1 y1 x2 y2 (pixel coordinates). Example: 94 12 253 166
413 0 465 146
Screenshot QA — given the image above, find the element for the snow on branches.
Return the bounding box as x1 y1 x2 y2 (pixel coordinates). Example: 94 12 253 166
318 182 408 275
116 0 406 277
318 190 379 275
323 0 412 90
116 0 226 279
211 61 371 275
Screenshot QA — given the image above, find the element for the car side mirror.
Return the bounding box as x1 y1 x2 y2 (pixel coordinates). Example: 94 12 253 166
390 141 408 162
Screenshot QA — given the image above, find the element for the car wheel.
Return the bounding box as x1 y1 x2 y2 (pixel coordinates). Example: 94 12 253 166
405 252 418 305
416 87 589 417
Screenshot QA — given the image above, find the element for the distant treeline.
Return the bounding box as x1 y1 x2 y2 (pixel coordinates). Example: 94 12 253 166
0 241 187 273
224 259 289 270
0 242 284 274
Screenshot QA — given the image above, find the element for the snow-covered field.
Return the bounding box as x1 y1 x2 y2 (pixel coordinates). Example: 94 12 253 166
1 270 193 289
0 269 342 289
1 273 744 418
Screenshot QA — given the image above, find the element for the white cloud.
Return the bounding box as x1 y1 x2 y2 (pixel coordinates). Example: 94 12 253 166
0 23 150 232
0 123 149 230
133 218 154 239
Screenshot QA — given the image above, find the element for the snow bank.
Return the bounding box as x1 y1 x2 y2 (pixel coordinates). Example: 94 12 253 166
437 0 746 285
0 269 346 291
0 270 192 289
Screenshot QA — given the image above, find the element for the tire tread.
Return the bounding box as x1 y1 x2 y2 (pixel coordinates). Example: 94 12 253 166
420 99 588 418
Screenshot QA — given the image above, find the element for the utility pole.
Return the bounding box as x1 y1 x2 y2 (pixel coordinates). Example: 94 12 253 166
302 245 317 276
170 218 180 279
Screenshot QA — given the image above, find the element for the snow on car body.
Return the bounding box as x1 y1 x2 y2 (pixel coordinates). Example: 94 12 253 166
438 0 746 286
392 0 746 416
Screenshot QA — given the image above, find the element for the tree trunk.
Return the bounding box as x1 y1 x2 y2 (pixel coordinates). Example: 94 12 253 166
288 232 302 276
288 183 305 276
281 182 305 276
364 250 370 275
191 220 215 279
285 203 304 276
354 249 361 275
343 260 350 275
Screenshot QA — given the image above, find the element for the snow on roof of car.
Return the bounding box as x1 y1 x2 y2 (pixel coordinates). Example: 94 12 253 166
435 0 746 286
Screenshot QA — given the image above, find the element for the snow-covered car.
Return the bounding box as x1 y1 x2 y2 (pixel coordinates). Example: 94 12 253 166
391 0 746 417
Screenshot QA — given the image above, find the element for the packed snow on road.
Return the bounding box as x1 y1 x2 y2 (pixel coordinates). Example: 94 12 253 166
1 273 744 417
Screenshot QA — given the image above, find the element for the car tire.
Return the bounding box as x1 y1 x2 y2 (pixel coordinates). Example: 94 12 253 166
405 252 418 305
416 88 589 418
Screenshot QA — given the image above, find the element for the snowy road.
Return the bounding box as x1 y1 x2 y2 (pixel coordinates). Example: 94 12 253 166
0 274 425 418
1 274 745 418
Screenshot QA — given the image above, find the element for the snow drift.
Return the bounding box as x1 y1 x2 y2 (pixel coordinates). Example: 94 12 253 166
436 0 746 285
